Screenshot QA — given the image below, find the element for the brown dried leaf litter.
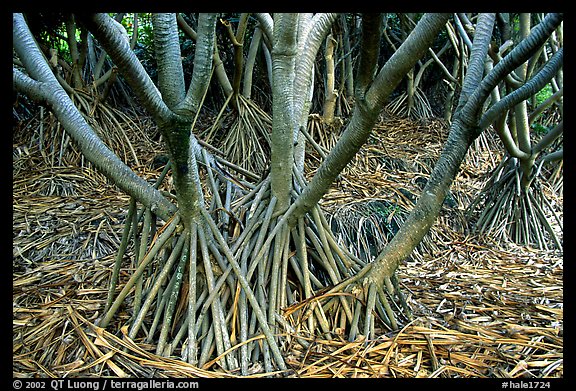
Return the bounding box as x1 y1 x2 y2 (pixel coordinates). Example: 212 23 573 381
13 115 562 378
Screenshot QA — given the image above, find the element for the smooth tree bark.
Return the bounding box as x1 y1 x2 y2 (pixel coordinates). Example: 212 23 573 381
177 13 234 98
226 13 250 96
266 13 339 211
241 27 263 99
79 12 290 370
485 14 564 191
270 13 299 212
292 13 338 171
152 13 216 222
514 14 535 188
80 13 220 227
466 13 564 249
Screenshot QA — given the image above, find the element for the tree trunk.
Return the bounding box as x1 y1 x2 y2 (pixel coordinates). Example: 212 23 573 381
177 13 233 99
153 13 186 109
514 13 533 189
16 11 562 374
362 13 496 288
292 14 338 173
270 13 299 212
242 27 263 99
341 14 354 99
150 13 216 225
288 13 451 225
177 13 217 116
65 14 84 89
230 13 249 96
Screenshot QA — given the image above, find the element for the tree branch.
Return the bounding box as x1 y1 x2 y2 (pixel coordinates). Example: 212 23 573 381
455 13 495 114
454 12 473 50
462 13 563 129
13 70 176 221
492 112 531 160
355 13 383 98
479 48 563 131
542 149 563 163
292 13 338 130
153 13 186 110
80 13 173 123
365 13 496 284
253 13 273 47
414 41 458 88
533 120 563 154
366 13 451 111
528 86 563 123
287 13 450 226
178 13 217 115
177 13 233 98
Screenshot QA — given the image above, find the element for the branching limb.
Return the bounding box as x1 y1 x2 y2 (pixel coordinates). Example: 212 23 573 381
253 13 274 47
533 121 563 154
13 68 176 220
152 14 186 109
529 86 563 123
178 13 217 116
79 13 172 122
479 48 563 131
463 13 563 129
288 13 450 226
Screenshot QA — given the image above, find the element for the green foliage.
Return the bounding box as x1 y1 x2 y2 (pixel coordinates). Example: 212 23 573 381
535 83 553 106
26 13 73 63
531 84 555 130
511 13 520 33
531 122 549 136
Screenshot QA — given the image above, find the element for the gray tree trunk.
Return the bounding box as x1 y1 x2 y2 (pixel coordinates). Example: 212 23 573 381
341 14 354 99
242 27 263 99
153 13 186 109
365 12 563 283
82 13 217 227
365 13 496 284
288 13 451 225
270 13 299 212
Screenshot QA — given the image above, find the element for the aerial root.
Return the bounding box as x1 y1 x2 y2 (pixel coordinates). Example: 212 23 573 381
101 158 412 375
306 113 343 153
467 156 562 250
202 94 271 175
385 88 434 120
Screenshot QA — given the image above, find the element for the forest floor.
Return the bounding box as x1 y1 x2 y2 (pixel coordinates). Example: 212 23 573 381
13 112 563 378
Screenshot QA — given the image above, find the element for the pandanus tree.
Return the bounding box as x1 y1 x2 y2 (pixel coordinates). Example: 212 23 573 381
13 12 562 375
14 13 148 168
466 13 563 250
